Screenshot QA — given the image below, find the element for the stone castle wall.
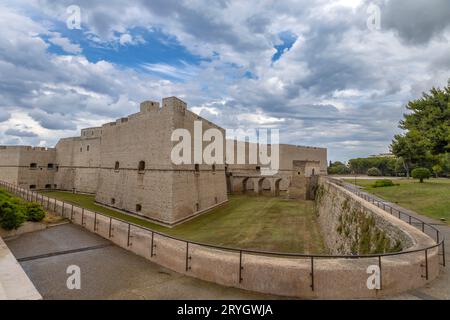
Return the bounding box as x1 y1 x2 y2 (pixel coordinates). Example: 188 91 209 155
0 146 56 189
0 96 326 224
54 130 101 194
95 97 227 225
315 177 414 255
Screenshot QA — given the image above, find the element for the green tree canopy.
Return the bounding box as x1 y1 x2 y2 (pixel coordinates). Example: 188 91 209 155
391 84 450 176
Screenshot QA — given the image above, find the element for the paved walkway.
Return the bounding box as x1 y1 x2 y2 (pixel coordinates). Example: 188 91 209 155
341 180 450 300
5 224 281 300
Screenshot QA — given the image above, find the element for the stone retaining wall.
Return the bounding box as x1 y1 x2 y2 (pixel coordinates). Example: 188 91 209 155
2 181 441 299
315 178 414 255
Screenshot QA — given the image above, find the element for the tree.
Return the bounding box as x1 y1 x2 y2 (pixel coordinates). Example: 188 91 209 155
328 161 351 175
391 84 450 174
411 167 431 183
367 167 382 176
391 130 432 176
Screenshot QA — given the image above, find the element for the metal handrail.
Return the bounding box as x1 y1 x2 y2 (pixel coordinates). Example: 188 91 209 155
0 178 445 289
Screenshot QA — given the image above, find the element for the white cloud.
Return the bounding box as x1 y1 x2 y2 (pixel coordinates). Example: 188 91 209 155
1 0 450 161
48 33 82 54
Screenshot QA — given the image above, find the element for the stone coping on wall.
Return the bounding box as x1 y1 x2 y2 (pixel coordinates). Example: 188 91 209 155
1 181 443 299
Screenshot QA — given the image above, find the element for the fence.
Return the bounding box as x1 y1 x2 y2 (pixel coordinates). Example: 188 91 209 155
0 179 445 298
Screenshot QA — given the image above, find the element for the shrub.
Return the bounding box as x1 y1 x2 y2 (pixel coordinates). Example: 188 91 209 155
25 203 45 222
0 201 26 230
367 167 382 176
372 179 396 188
411 167 431 183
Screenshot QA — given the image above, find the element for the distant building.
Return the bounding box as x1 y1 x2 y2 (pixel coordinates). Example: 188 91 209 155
369 153 395 158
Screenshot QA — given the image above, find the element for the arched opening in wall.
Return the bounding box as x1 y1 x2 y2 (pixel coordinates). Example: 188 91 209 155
114 161 120 171
194 163 200 173
256 166 261 173
242 177 249 193
257 177 266 195
274 178 282 197
262 178 271 192
87 145 90 152
138 161 145 173
212 164 216 173
195 203 199 211
30 163 37 169
312 168 315 176
45 184 51 189
29 185 36 189
136 204 142 212
111 198 116 205
80 147 82 152
54 184 57 189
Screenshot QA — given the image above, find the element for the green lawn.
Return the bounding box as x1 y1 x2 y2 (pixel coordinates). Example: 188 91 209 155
344 178 450 223
39 191 326 254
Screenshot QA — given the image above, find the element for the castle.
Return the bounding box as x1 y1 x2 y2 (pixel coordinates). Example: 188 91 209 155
0 97 327 226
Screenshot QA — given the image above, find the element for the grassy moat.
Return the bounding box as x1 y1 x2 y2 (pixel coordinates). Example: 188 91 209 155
39 191 326 254
345 178 450 223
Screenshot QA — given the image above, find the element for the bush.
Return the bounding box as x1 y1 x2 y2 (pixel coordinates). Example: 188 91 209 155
412 167 431 183
0 201 26 230
367 167 382 176
25 203 45 222
372 179 396 188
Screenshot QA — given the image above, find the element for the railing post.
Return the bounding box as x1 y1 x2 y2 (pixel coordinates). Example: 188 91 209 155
71 204 74 221
81 208 85 226
422 222 425 233
94 212 97 231
109 217 112 238
408 216 412 225
442 241 446 267
151 232 155 257
62 201 65 217
127 223 131 247
239 250 243 283
185 242 191 271
378 256 382 290
425 249 428 280
310 256 315 291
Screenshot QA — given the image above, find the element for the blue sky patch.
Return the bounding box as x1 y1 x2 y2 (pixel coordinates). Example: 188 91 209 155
272 31 297 62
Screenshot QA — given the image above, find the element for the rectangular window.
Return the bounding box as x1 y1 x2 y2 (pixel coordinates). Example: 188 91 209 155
47 163 54 170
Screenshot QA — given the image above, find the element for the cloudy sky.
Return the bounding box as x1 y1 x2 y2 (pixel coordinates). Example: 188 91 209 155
0 0 449 161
